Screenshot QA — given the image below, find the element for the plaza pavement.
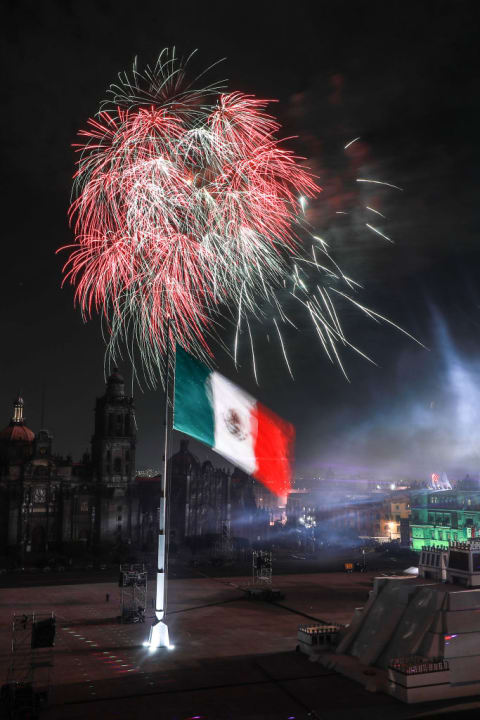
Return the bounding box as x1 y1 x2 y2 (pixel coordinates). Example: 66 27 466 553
0 572 479 719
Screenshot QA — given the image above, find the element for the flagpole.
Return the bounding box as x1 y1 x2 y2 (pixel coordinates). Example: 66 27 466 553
146 318 174 651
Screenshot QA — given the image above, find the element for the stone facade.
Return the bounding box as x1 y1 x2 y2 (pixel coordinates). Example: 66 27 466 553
0 371 137 561
136 440 269 552
91 369 137 546
0 380 268 563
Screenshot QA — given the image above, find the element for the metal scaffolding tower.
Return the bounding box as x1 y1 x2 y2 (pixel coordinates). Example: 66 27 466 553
252 550 273 584
119 564 147 623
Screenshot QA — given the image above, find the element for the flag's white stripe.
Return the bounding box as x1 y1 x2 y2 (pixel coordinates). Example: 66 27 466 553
208 371 257 473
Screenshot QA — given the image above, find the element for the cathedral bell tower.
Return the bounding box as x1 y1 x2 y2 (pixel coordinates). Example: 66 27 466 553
91 369 136 544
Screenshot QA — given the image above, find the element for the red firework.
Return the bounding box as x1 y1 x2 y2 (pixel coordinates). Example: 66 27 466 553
61 54 318 381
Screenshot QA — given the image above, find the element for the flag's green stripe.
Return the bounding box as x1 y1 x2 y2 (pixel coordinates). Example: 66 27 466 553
173 345 215 446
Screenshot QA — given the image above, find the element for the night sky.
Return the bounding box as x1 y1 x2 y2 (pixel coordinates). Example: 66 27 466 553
2 1 480 479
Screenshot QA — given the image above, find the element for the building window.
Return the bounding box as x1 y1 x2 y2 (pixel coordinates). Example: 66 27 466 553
117 515 122 522
117 505 123 511
114 458 122 473
449 550 469 571
80 501 88 512
33 487 46 503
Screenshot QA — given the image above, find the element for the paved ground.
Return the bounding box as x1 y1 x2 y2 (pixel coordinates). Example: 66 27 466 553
0 572 479 719
0 545 418 587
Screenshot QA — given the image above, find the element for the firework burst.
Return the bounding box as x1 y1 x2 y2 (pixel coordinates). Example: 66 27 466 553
61 49 419 385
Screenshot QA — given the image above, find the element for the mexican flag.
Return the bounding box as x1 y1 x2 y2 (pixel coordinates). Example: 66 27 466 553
173 345 294 497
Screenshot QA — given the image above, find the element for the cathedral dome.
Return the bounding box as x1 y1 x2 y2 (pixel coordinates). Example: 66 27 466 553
0 395 35 444
0 423 35 443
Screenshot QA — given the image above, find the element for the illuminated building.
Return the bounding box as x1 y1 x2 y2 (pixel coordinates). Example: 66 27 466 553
385 495 411 541
410 478 480 552
287 489 407 542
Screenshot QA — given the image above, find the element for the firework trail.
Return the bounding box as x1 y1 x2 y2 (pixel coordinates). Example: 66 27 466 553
61 49 419 385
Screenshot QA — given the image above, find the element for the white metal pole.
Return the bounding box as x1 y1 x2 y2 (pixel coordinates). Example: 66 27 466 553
146 319 173 650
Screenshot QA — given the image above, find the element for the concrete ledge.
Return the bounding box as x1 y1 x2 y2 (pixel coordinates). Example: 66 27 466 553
388 667 450 687
388 678 480 703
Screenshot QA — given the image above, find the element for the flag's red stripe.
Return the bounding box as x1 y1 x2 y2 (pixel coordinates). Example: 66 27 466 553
252 403 294 498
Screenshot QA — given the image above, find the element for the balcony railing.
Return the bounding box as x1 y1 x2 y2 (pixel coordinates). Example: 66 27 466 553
389 656 449 675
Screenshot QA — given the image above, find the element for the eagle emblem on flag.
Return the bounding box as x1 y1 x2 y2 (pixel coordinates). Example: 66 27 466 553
224 409 247 441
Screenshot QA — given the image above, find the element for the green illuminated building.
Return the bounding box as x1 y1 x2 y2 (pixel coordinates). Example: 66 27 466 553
410 479 480 551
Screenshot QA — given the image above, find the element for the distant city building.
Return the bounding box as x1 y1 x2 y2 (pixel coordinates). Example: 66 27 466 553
286 489 411 543
386 495 411 542
410 479 480 552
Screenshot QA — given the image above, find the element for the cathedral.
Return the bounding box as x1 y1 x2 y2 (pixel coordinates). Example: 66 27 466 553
0 370 269 563
0 370 137 560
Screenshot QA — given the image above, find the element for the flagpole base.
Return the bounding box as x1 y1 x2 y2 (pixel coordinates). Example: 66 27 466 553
144 618 173 651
